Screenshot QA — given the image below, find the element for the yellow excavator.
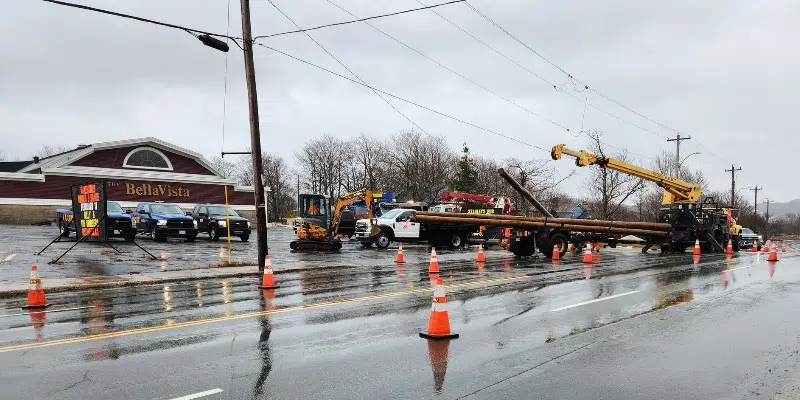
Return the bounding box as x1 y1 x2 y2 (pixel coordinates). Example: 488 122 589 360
551 144 742 253
290 189 379 251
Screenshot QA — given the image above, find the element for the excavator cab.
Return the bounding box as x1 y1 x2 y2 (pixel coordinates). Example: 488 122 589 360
298 194 330 230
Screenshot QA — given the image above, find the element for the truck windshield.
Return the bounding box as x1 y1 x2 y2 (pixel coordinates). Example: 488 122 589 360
107 202 124 213
150 204 185 215
741 228 754 234
207 206 240 217
381 209 403 219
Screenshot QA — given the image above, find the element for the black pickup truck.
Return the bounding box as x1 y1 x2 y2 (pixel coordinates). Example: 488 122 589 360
191 204 252 241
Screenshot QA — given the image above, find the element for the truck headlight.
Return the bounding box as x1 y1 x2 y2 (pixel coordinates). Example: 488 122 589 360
157 220 167 226
247 221 251 228
193 220 198 228
218 221 227 228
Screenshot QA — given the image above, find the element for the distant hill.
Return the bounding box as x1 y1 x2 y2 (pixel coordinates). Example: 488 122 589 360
765 199 800 218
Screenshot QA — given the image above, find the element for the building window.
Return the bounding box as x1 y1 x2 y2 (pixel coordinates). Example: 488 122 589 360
122 147 173 171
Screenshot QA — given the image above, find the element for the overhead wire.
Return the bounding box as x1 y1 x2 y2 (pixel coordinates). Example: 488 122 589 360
254 0 465 39
220 0 232 154
416 0 668 140
253 43 549 152
323 0 574 133
464 1 730 164
264 0 430 135
39 0 241 40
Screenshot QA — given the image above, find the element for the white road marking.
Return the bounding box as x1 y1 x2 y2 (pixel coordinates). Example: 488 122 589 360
0 306 93 318
168 389 223 400
551 290 640 312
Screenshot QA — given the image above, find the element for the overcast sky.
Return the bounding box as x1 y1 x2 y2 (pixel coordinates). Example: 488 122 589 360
2 0 798 201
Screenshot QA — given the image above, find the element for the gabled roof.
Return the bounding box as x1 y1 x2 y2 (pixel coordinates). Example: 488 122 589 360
0 161 34 172
16 137 222 177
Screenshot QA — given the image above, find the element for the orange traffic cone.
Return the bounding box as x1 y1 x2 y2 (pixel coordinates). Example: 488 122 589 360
568 243 574 253
751 242 758 254
768 242 779 262
582 243 593 264
552 244 561 260
692 239 701 256
23 266 49 309
763 240 771 253
428 248 440 273
725 240 733 255
419 278 458 339
395 243 405 263
476 246 485 263
593 242 601 253
258 255 280 289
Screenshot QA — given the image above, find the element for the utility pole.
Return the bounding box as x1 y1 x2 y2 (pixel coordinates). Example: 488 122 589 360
725 164 742 210
749 186 762 217
764 198 772 224
239 0 268 272
667 134 691 176
297 175 300 213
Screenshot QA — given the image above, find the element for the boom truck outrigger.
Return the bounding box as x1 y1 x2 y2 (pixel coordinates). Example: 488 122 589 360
550 144 741 253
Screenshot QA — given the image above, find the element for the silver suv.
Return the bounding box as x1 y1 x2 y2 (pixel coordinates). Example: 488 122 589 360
739 227 763 250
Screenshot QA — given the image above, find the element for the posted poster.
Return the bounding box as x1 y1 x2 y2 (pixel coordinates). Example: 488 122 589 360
70 181 107 241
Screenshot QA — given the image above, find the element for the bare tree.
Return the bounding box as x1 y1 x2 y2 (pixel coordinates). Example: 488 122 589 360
382 130 455 203
230 151 295 222
32 145 70 158
0 152 6 162
584 132 645 220
210 156 237 179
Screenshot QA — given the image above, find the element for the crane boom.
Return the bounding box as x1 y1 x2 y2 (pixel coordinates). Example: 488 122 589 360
551 144 702 205
330 189 375 236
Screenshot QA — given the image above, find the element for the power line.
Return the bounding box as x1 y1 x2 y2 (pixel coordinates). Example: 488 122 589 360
264 0 429 135
254 0 466 40
323 0 574 133
464 1 731 164
416 0 669 140
254 43 549 152
40 0 241 41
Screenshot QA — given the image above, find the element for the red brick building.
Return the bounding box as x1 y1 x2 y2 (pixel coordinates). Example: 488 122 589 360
0 138 257 224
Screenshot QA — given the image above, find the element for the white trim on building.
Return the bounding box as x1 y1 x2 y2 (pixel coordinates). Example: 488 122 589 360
122 146 174 171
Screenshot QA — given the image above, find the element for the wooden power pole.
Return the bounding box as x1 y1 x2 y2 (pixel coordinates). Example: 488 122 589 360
239 0 268 271
725 164 742 210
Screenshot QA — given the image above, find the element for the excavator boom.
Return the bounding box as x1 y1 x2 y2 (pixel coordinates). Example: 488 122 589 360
551 144 702 205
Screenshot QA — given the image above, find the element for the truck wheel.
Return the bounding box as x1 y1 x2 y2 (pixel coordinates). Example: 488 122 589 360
732 236 741 252
548 234 569 258
124 234 136 242
240 234 249 242
332 240 343 251
210 226 220 241
150 225 166 242
360 241 373 248
375 231 391 249
447 233 464 249
186 236 197 243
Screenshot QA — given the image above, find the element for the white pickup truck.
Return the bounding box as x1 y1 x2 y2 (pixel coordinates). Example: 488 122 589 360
354 208 476 249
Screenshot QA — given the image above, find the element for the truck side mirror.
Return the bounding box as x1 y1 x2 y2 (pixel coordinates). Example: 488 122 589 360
199 213 208 218
185 211 192 216
125 209 133 214
137 210 147 214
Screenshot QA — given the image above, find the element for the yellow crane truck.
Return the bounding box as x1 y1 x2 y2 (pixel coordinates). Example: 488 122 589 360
551 144 741 253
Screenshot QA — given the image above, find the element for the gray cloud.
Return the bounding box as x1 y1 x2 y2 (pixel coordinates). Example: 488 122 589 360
2 0 799 201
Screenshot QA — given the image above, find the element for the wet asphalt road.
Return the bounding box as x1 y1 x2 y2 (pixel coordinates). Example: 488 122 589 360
0 244 799 399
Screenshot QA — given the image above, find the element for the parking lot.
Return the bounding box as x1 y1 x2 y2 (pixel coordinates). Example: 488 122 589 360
0 223 520 284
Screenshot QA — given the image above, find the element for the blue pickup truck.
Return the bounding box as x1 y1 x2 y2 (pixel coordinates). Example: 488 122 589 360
133 202 198 242
56 201 137 241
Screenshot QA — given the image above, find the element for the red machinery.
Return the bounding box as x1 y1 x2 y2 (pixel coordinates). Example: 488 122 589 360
440 191 512 214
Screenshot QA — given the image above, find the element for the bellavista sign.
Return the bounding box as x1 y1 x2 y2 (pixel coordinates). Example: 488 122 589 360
124 183 191 198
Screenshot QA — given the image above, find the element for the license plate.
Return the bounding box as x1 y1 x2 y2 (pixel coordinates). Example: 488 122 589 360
179 230 186 235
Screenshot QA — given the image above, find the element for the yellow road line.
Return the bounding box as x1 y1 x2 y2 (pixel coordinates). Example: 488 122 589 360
0 274 527 353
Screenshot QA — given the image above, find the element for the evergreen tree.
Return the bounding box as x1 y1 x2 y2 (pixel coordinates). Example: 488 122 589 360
453 143 479 194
